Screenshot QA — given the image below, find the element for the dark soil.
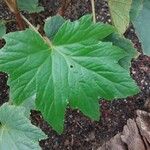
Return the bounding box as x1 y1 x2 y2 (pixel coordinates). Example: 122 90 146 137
0 0 150 150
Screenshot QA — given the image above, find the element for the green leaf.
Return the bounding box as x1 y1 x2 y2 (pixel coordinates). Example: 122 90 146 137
20 94 36 117
104 33 137 70
108 0 132 34
17 0 44 13
44 15 65 39
132 0 150 56
0 15 139 133
0 103 47 150
0 21 6 38
130 0 143 21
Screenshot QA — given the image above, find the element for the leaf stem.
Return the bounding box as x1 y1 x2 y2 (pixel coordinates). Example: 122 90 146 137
14 11 26 30
21 14 53 48
4 0 26 30
90 0 96 23
21 14 41 37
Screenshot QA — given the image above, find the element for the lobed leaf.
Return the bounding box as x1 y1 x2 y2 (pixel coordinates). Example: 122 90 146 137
0 103 47 150
130 0 143 21
104 33 138 70
44 15 65 39
0 15 139 133
17 0 44 13
108 0 132 34
131 0 150 56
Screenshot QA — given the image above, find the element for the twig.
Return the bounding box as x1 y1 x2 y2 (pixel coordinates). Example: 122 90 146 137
3 19 16 23
4 0 17 13
90 0 96 23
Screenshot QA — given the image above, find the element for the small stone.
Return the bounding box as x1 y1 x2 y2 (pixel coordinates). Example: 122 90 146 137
88 131 95 141
64 139 70 146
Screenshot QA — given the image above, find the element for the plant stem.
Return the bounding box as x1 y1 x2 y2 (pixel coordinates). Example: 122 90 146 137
21 14 41 36
14 11 26 30
21 14 53 48
90 0 96 23
4 0 25 30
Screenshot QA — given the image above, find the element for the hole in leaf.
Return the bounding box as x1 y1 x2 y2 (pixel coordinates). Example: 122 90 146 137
70 65 73 68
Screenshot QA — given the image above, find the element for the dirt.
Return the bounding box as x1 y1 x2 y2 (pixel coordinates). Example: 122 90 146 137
0 0 150 150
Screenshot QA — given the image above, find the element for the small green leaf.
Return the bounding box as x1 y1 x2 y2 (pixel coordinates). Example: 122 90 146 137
44 15 65 39
0 15 139 133
108 0 132 34
0 21 6 38
132 0 150 56
104 33 137 70
17 0 44 13
0 103 47 150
